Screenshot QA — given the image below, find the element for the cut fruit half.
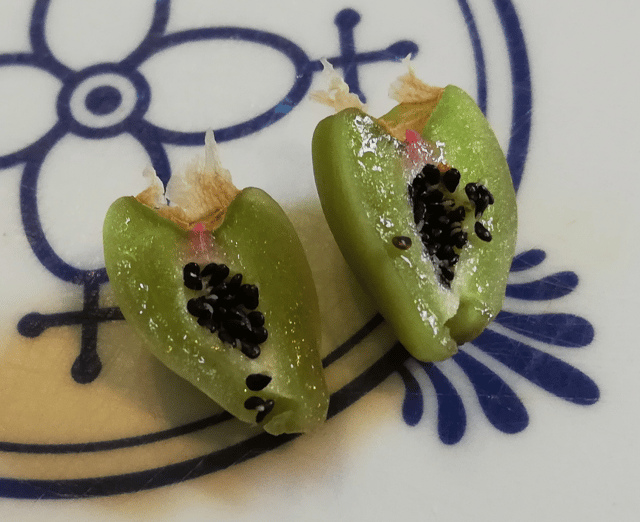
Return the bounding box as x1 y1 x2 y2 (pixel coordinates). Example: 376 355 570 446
104 132 328 435
311 65 517 361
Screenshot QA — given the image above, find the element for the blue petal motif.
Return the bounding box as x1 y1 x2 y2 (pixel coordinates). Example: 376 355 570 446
398 249 599 443
473 328 599 405
452 350 528 434
509 248 545 272
418 362 466 445
505 271 578 300
397 365 423 426
494 311 594 347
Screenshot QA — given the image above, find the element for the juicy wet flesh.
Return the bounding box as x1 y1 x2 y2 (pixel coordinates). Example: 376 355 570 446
183 261 274 423
408 163 494 286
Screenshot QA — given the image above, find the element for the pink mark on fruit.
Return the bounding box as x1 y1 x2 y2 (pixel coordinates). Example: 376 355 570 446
403 130 445 175
189 222 213 258
403 130 429 172
405 129 421 144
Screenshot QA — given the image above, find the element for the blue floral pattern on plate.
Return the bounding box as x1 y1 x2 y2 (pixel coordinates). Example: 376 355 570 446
398 249 599 444
0 0 599 498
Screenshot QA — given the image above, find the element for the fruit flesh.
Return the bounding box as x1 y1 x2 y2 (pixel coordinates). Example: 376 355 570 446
312 85 516 361
103 188 328 435
419 86 517 343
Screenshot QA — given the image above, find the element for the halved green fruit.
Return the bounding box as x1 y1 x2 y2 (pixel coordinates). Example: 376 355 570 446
312 84 517 361
103 188 328 435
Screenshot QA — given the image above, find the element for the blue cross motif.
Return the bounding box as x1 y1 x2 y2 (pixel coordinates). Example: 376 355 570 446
11 2 418 384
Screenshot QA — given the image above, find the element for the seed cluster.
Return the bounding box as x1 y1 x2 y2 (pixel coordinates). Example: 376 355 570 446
408 163 494 286
465 183 494 241
183 262 268 359
183 262 275 424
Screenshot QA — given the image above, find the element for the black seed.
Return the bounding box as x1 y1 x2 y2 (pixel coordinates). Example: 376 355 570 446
452 230 468 249
240 341 261 359
187 297 208 317
473 186 492 215
228 273 243 293
431 228 443 239
442 168 461 192
183 263 200 277
474 199 488 216
198 317 217 332
226 307 245 322
239 312 253 330
246 373 272 391
486 190 495 205
251 326 268 344
424 190 444 204
392 236 412 250
421 163 441 185
239 284 259 310
201 301 214 317
411 172 427 192
204 294 219 306
449 206 466 223
426 243 438 256
218 330 236 347
186 297 201 317
475 183 490 198
413 199 426 223
201 263 217 277
244 396 264 410
220 294 239 307
256 399 275 423
211 282 230 298
427 202 447 218
436 214 451 227
225 319 253 340
212 306 228 320
248 311 265 327
465 183 478 201
183 263 203 290
441 266 455 282
437 244 455 261
202 263 230 286
475 221 492 242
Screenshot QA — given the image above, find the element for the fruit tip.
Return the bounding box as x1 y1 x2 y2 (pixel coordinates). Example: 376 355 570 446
309 58 366 113
134 129 240 231
388 60 443 105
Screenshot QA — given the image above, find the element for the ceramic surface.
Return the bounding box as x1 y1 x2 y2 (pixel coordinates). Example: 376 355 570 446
0 0 638 520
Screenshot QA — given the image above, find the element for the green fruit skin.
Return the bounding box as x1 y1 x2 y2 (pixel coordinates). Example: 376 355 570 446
103 188 328 435
311 86 517 360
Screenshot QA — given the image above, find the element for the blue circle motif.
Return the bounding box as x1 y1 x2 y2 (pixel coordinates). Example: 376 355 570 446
85 85 122 115
56 63 151 139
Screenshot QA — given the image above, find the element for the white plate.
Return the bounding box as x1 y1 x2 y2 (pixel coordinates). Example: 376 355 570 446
0 0 638 520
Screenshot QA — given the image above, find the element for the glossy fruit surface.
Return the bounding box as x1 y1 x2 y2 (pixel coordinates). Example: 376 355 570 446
418 85 517 342
312 85 516 361
103 188 328 435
